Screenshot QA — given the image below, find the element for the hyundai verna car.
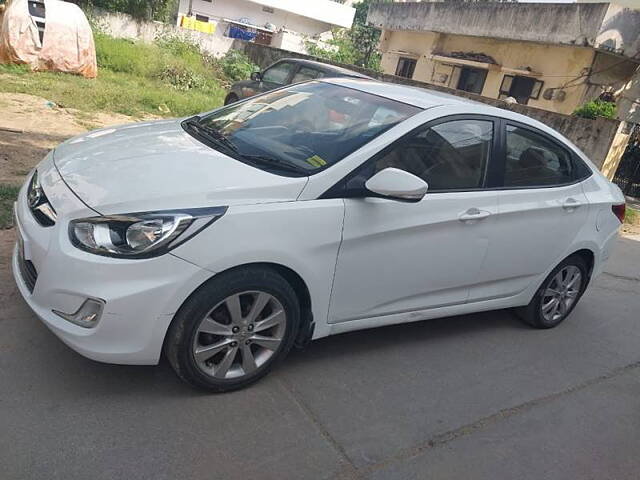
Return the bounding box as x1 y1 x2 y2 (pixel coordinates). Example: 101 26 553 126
13 78 625 391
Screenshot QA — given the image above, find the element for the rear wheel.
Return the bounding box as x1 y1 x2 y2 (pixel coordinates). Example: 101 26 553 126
516 255 588 329
165 266 300 392
224 93 239 105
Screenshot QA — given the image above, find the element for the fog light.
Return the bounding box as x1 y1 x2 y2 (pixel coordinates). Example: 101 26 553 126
52 298 105 328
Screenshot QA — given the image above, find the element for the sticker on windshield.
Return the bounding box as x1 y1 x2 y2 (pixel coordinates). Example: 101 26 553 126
306 155 327 168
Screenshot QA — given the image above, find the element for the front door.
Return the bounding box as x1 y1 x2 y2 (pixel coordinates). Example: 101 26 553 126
328 117 499 323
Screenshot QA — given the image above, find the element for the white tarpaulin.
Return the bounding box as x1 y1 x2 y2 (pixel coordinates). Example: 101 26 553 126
0 0 97 78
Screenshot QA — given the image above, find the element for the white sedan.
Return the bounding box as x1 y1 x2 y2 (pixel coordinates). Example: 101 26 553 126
13 78 625 391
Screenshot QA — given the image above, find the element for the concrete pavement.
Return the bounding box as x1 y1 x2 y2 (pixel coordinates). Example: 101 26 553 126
1 230 639 480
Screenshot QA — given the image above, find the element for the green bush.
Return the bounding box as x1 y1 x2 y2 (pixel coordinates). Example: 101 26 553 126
573 100 617 120
95 34 163 76
154 32 202 58
160 65 207 91
216 50 258 82
69 0 178 22
95 34 220 92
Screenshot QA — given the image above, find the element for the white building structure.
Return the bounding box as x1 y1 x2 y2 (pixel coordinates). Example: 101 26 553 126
177 0 356 54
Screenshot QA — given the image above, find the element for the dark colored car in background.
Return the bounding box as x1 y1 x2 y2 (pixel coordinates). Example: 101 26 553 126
223 57 371 105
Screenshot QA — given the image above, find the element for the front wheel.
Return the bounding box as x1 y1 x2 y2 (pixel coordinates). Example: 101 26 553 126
165 267 300 392
516 255 589 329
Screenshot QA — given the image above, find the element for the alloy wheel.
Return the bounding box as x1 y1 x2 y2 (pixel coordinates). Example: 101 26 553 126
192 291 287 379
541 265 582 323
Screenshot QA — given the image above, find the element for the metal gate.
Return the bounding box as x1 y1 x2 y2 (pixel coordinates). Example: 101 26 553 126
613 125 640 198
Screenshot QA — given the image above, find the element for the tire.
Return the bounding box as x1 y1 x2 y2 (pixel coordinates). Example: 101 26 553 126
516 254 589 329
224 93 239 105
164 266 300 392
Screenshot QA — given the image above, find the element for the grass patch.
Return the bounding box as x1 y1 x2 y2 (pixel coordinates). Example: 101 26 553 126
0 33 253 118
0 65 224 118
625 206 639 225
0 184 20 229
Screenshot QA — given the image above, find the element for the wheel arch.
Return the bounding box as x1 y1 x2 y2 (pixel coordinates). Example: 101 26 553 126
166 261 315 351
523 246 598 307
568 248 595 277
224 92 239 105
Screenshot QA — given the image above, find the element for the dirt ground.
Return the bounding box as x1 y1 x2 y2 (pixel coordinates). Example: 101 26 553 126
622 222 640 236
0 92 143 185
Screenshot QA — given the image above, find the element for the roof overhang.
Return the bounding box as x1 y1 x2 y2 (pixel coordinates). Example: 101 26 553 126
368 2 640 60
431 54 500 70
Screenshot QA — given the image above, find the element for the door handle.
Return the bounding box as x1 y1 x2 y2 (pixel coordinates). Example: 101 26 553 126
562 198 582 211
459 208 491 222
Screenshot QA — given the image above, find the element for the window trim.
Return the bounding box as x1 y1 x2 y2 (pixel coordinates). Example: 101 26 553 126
321 114 502 199
489 119 593 191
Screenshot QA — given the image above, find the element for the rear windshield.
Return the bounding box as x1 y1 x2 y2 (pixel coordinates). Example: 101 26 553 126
189 81 421 176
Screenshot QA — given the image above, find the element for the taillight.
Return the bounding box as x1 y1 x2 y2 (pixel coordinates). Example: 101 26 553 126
612 203 626 223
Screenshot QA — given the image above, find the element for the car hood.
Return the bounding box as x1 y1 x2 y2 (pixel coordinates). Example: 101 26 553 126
52 119 308 214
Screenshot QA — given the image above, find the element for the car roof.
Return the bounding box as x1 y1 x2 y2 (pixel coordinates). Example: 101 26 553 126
277 58 371 79
321 77 479 109
321 77 556 126
319 77 585 158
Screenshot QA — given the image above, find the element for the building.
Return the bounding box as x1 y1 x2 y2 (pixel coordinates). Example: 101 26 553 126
579 0 640 8
368 1 640 176
176 0 356 54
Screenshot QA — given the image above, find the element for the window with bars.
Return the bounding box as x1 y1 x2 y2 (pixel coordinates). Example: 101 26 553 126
499 75 544 105
395 57 417 79
453 66 487 94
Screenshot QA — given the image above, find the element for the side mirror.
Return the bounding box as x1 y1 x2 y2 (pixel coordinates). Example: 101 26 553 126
250 71 262 81
365 168 428 201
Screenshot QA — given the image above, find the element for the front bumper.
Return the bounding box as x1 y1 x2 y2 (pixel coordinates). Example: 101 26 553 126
12 165 212 365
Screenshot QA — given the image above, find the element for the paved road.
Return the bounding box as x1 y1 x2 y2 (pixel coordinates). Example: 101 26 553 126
1 230 639 480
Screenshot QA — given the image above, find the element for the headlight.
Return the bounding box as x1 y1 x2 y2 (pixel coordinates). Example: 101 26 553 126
69 207 227 259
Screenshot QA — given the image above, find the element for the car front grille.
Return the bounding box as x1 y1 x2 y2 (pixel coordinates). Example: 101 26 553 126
18 245 38 293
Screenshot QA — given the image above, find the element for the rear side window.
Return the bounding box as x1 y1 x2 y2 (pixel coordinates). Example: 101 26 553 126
374 119 493 191
291 67 323 83
504 125 575 187
262 62 294 85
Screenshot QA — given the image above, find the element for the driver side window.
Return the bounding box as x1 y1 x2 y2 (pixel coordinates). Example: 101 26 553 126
373 119 493 191
262 62 294 85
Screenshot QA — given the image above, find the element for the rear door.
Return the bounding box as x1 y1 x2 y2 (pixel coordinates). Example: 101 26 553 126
468 121 591 302
290 66 325 83
328 116 500 323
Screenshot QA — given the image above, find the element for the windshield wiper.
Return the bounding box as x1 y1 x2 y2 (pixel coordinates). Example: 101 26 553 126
183 117 240 157
184 117 307 176
241 154 308 175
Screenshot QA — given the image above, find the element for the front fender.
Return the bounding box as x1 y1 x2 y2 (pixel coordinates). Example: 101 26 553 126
170 200 345 340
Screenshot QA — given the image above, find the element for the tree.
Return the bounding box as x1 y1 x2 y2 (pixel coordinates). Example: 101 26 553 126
305 0 391 71
67 0 178 22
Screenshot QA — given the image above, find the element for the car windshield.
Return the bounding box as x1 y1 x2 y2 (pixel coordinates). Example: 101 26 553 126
184 81 421 176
